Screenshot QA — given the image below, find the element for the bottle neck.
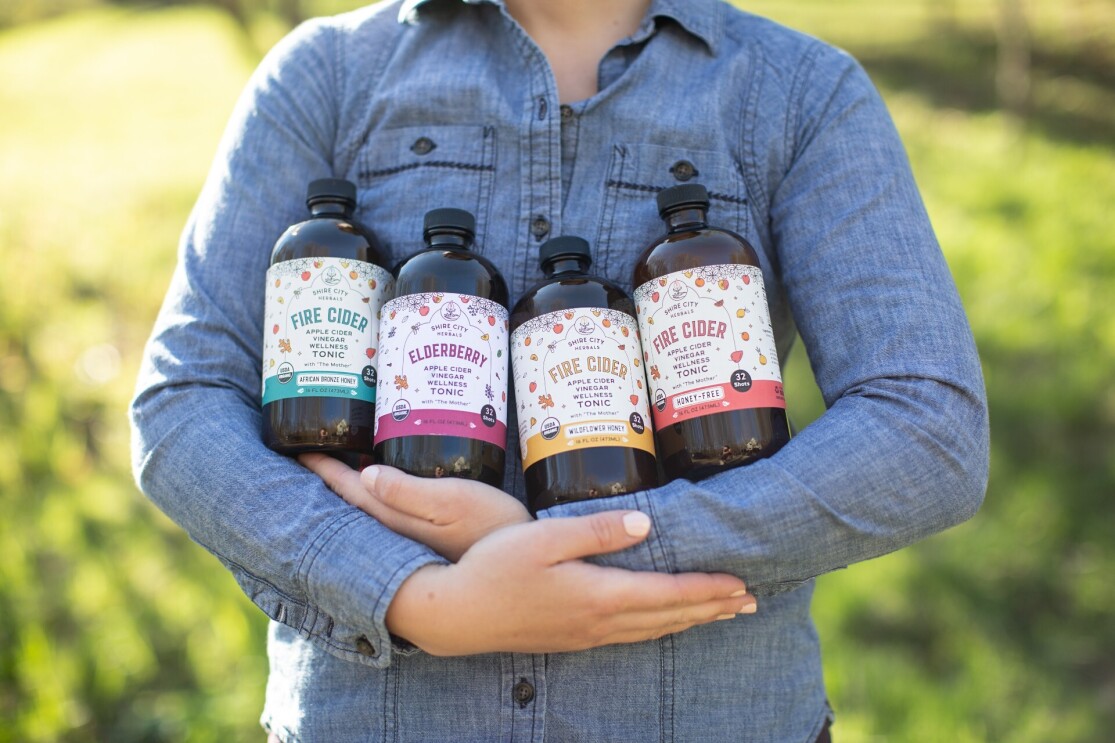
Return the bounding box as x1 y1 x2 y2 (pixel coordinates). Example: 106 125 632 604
663 206 708 232
427 232 472 251
310 201 353 218
542 256 589 278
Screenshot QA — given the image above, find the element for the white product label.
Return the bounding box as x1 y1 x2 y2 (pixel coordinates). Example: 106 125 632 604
374 292 508 448
262 257 393 405
633 264 785 429
512 307 654 469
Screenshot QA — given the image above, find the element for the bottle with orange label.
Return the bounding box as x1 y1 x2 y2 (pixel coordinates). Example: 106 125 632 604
632 184 790 481
373 208 509 486
511 236 658 513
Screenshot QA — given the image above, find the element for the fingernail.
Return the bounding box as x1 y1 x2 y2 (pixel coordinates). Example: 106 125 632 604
622 511 651 538
716 614 735 621
730 589 748 598
738 599 757 615
361 465 380 491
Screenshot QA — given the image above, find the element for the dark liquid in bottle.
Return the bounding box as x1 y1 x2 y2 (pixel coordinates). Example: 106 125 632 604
633 184 791 482
262 178 391 469
373 209 509 486
511 236 659 514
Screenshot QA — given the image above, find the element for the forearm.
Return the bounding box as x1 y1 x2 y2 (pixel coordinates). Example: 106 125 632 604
540 46 989 591
129 18 449 667
541 369 986 592
130 365 447 666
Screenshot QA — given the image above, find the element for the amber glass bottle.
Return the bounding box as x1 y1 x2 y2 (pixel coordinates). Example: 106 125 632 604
511 236 658 513
373 208 509 486
261 178 393 468
632 184 790 481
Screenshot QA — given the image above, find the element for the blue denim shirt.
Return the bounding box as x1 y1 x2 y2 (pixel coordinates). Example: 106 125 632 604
130 0 989 740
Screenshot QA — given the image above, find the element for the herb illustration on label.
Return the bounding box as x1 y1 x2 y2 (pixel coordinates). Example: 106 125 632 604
374 292 508 448
262 257 393 405
512 308 653 469
633 264 784 428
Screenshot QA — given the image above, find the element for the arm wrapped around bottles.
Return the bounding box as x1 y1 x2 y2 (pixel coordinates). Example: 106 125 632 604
536 364 987 597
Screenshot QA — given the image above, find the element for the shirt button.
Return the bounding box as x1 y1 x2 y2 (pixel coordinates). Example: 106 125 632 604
531 215 551 239
355 635 378 657
560 105 574 123
410 137 436 155
670 159 698 181
513 679 535 706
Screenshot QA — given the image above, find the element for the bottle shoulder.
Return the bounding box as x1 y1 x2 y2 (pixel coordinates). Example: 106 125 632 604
395 248 509 306
633 227 760 287
511 274 634 330
270 216 388 266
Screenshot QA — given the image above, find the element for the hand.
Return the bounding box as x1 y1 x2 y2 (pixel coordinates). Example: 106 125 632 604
384 510 757 656
299 453 531 561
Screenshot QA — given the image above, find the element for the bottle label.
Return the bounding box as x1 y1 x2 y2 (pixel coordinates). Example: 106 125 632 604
634 264 785 429
374 292 508 448
512 308 654 469
262 257 393 405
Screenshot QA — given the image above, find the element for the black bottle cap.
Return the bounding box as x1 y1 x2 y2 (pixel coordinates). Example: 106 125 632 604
423 208 476 240
539 235 592 270
306 178 357 208
656 183 710 216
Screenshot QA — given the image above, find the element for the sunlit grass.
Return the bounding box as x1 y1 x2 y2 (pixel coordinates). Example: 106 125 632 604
1 3 1112 742
0 7 267 742
751 3 1115 742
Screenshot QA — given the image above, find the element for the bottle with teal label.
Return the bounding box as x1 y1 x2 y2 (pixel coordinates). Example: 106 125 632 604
261 178 394 467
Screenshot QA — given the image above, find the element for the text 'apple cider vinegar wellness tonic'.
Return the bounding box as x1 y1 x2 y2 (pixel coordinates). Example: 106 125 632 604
373 208 509 486
633 184 790 481
262 178 393 467
511 236 658 513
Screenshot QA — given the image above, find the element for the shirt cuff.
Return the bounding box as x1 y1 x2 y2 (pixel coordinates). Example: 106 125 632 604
535 488 675 574
298 509 449 668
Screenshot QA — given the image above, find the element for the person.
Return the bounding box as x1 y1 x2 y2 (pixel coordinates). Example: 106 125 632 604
130 0 989 740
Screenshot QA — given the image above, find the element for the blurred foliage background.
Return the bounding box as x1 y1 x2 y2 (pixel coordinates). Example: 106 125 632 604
1 0 1112 740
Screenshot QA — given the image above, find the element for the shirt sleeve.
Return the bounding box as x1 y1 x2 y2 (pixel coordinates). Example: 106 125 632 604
537 45 989 596
129 19 445 667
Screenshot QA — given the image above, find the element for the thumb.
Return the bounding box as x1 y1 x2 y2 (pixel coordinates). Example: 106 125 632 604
534 511 653 565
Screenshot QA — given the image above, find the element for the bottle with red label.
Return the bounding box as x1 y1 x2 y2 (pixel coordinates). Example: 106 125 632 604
632 183 790 481
261 177 393 469
511 236 659 514
373 208 509 486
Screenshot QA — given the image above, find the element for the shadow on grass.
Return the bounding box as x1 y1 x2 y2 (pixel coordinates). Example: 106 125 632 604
857 27 1115 148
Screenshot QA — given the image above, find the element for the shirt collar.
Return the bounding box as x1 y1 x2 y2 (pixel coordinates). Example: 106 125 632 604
398 0 724 55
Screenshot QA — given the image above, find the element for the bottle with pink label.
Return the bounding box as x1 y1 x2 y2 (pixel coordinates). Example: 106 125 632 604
632 184 790 481
511 236 659 514
373 208 509 486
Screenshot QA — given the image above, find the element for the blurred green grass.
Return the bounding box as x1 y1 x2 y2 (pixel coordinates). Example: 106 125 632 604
1 2 1112 741
0 7 268 741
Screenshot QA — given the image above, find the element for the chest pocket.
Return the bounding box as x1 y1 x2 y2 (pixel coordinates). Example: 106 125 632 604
354 125 497 264
594 143 752 293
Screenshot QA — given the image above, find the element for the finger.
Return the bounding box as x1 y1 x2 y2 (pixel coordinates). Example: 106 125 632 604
532 511 656 564
587 593 758 648
596 612 737 648
362 465 496 525
298 453 369 509
569 564 748 612
634 570 750 609
618 593 757 633
348 481 431 532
